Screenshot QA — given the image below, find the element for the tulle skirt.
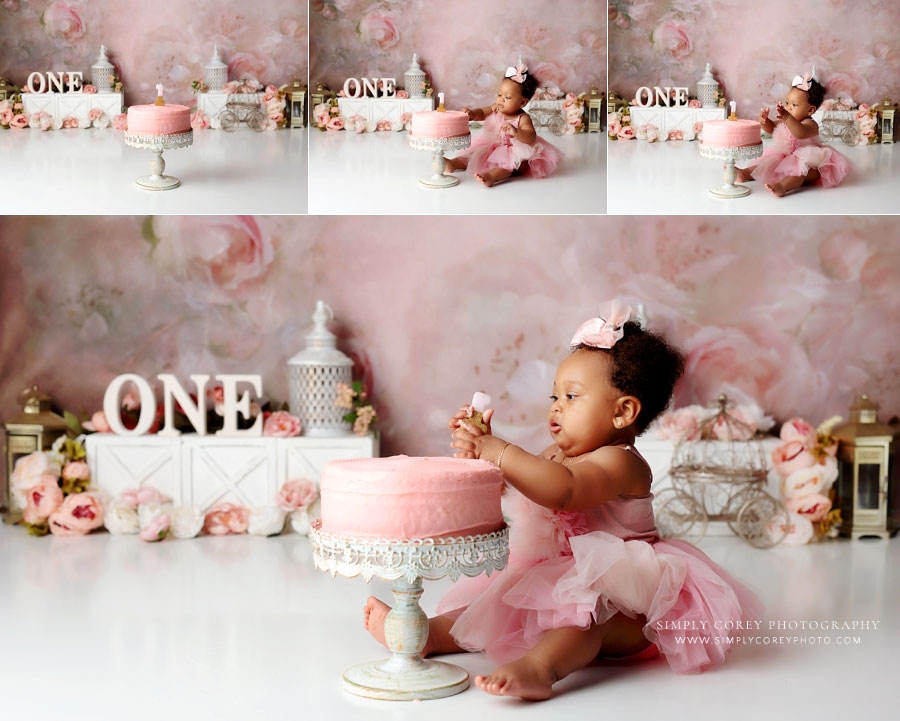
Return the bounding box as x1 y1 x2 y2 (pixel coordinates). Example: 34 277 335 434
435 530 764 674
747 142 850 188
454 132 563 179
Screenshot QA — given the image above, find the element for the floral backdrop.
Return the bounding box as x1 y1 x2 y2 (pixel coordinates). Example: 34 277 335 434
310 0 605 107
609 0 900 110
0 0 307 106
1 215 898 460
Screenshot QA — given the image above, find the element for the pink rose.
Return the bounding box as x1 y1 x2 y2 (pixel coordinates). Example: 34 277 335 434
359 11 400 50
667 129 684 141
656 406 700 441
118 485 171 509
768 512 813 546
84 410 111 432
784 493 832 523
62 116 79 129
276 479 318 512
203 502 250 535
645 125 659 142
400 111 412 126
652 19 693 60
0 108 13 125
62 461 90 482
82 84 97 94
771 440 815 478
88 107 102 121
139 513 170 542
781 461 838 499
617 125 635 140
23 474 64 524
780 418 816 447
112 113 127 131
326 116 344 131
48 491 105 536
42 2 86 43
689 99 701 109
10 114 27 129
263 410 302 438
190 109 210 131
375 119 392 132
313 103 330 128
396 90 409 99
693 120 703 135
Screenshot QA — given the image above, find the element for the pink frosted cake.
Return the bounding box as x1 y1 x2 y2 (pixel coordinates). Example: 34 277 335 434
319 455 504 539
127 104 192 136
409 110 470 139
701 119 761 147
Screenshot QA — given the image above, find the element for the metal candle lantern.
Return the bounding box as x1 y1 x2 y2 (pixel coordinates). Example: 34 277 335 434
404 54 426 98
205 45 228 92
91 45 115 93
286 77 306 128
310 82 329 110
288 301 354 437
875 98 896 144
832 394 899 540
3 386 68 514
585 87 604 133
697 63 719 108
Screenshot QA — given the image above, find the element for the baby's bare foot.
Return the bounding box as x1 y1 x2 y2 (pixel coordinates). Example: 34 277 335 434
363 596 390 648
474 172 495 187
444 159 459 173
474 656 555 700
734 167 753 182
765 182 786 197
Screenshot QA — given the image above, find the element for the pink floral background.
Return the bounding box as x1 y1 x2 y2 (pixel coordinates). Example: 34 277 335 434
310 0 605 106
1 215 898 459
609 0 900 110
0 1 307 105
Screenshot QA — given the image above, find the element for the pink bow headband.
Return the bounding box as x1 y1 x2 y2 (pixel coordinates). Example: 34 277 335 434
791 66 816 92
570 300 636 350
505 62 528 84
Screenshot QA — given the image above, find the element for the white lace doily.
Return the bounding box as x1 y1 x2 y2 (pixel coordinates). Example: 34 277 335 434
124 130 194 151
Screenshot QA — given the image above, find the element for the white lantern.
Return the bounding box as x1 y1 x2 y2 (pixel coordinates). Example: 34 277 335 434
697 62 719 108
404 54 426 98
205 44 228 92
91 45 115 93
288 301 354 437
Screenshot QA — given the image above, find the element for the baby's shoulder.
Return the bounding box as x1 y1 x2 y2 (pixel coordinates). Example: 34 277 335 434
582 445 652 494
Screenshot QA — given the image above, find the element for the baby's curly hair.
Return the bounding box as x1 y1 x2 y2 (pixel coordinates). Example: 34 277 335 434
803 79 826 109
574 321 685 434
516 72 539 101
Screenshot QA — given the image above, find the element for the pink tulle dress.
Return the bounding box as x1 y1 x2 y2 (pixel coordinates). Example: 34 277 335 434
745 123 850 188
453 111 562 179
436 446 764 675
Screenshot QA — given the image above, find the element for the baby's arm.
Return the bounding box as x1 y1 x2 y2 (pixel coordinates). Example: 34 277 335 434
462 104 497 121
504 113 536 145
776 103 819 139
758 107 776 134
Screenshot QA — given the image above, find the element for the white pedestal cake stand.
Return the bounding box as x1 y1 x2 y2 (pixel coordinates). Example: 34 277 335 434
699 142 763 199
124 130 193 191
310 520 509 701
408 133 471 189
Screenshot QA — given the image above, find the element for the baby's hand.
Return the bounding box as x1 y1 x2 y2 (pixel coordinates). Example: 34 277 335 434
775 102 788 120
462 106 477 121
447 405 493 434
451 409 498 460
758 107 770 125
501 123 517 138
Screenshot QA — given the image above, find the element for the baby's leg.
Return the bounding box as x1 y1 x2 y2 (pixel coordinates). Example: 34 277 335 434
476 612 649 701
765 167 819 197
734 166 754 182
363 596 464 656
445 156 467 173
474 167 513 187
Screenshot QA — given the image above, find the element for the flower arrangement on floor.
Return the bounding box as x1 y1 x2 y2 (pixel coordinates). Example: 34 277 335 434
607 107 634 140
768 417 843 545
652 399 774 441
334 380 378 436
0 89 26 129
563 92 585 134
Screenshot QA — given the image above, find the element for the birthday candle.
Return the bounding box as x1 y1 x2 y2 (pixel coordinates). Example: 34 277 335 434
437 92 445 111
155 83 165 106
730 100 736 116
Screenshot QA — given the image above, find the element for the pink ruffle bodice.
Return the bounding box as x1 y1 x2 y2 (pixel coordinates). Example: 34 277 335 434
436 449 764 675
452 111 562 179
745 122 850 188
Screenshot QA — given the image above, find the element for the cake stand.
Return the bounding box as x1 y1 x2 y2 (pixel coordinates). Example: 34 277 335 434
310 520 509 701
699 142 763 199
408 133 471 189
124 130 193 191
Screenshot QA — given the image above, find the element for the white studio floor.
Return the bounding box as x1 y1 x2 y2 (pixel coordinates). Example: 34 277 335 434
309 129 605 215
1 522 895 721
0 128 307 215
607 137 898 215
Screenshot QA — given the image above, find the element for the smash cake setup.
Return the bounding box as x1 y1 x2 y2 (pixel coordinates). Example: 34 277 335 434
699 102 763 199
408 94 471 188
310 417 509 701
124 85 193 190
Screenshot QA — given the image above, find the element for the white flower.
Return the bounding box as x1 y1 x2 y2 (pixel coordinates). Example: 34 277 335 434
94 114 110 129
104 499 139 535
138 501 175 530
248 505 287 536
10 452 61 508
289 497 320 536
170 506 205 539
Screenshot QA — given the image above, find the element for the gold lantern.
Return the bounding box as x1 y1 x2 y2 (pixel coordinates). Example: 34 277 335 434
0 77 12 103
3 386 69 515
832 394 899 540
584 87 604 133
607 91 629 116
286 77 306 128
875 98 896 144
310 82 330 111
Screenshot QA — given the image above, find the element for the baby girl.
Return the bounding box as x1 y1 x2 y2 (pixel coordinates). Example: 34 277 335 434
364 301 763 700
736 67 850 197
443 60 563 187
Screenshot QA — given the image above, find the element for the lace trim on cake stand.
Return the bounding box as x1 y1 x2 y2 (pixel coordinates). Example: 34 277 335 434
699 142 763 161
407 133 472 153
124 130 194 151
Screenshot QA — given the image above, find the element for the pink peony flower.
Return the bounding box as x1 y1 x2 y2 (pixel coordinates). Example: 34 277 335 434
655 406 700 441
42 2 86 42
118 485 172 509
203 502 250 535
645 124 659 142
263 410 302 437
190 109 210 130
652 19 693 60
275 479 318 512
607 117 622 137
112 113 127 131
375 119 392 131
326 116 344 131
617 125 635 140
780 418 817 447
768 512 813 546
0 108 12 125
784 493 832 523
11 452 61 508
62 461 90 482
88 107 102 121
62 116 79 129
396 90 409 99
139 513 170 542
359 10 400 50
313 103 330 128
10 114 28 129
781 460 838 499
83 410 111 432
667 129 684 141
771 440 815 478
689 99 701 108
82 84 97 94
23 474 64 524
400 111 412 127
48 491 105 536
